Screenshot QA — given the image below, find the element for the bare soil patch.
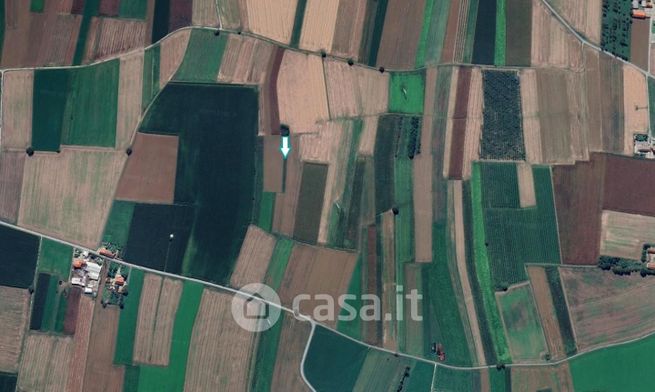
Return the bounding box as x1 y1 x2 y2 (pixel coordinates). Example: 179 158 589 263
270 314 312 391
18 333 73 391
324 60 389 119
376 0 425 68
230 225 277 288
0 286 29 372
83 17 147 63
519 69 542 163
83 305 124 392
218 34 274 85
630 18 650 71
116 50 144 150
0 152 26 223
159 29 191 88
517 162 536 208
331 0 367 60
245 0 297 44
600 210 655 260
622 65 649 152
115 133 178 204
2 70 33 150
299 0 340 52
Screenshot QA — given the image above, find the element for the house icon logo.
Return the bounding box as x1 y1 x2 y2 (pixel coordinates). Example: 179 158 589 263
231 283 281 332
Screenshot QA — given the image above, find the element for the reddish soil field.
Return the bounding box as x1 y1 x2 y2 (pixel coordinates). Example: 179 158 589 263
375 0 425 68
603 154 655 216
99 0 120 16
552 153 605 265
0 152 25 224
63 287 82 335
630 18 650 71
115 133 179 204
364 224 381 345
263 136 283 192
169 0 193 31
440 0 462 63
264 47 284 136
448 67 471 179
83 305 124 392
72 0 85 14
66 296 94 392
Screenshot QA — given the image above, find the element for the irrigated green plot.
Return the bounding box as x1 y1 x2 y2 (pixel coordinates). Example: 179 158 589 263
174 30 227 82
33 60 120 150
497 284 548 361
389 72 425 114
140 83 258 284
480 163 561 286
37 238 72 280
119 0 148 19
61 60 119 147
257 192 276 232
433 367 481 391
264 237 294 290
114 268 144 365
30 0 44 12
494 0 506 65
102 200 136 251
304 326 368 391
570 332 655 391
470 164 512 364
137 280 203 391
142 44 161 111
32 69 70 151
249 313 285 392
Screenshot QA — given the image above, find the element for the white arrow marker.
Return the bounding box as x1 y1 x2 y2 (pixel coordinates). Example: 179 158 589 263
280 136 291 159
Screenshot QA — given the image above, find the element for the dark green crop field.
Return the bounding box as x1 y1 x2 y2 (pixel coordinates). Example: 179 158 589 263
140 82 258 284
0 225 39 288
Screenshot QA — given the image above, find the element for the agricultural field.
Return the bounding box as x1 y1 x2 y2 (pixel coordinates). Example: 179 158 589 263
560 266 655 351
0 286 30 372
0 225 39 288
600 0 632 60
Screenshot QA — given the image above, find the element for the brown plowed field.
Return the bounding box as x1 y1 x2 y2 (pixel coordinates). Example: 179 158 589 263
331 0 367 60
263 135 284 192
600 210 655 259
83 17 147 63
134 276 181 366
279 243 357 328
218 35 274 85
299 0 340 52
261 47 284 136
159 29 191 87
216 0 241 29
551 154 604 265
115 133 179 204
375 0 424 68
520 69 542 163
560 266 655 351
2 70 33 150
230 225 277 288
0 286 29 372
169 0 193 31
192 0 220 27
0 152 26 223
245 0 297 44
99 0 119 16
440 0 462 63
82 305 124 392
66 296 94 392
517 162 536 208
462 68 482 179
62 287 82 335
526 266 566 359
448 67 471 179
413 116 433 262
603 154 655 216
531 0 584 69
510 363 574 392
536 69 571 163
270 314 312 392
324 59 389 119
184 289 256 391
18 333 73 391
630 18 650 71
622 65 649 152
584 47 603 151
272 135 301 236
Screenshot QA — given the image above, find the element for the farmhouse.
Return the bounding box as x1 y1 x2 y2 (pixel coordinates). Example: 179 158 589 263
70 249 103 296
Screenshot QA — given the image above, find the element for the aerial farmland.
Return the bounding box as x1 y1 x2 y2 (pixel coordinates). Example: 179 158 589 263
0 1 655 391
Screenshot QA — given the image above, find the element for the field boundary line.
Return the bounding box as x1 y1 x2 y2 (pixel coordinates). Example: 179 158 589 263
299 322 317 392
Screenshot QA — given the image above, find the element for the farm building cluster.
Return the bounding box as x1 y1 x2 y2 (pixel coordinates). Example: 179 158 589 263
633 134 655 158
631 1 654 18
70 248 103 296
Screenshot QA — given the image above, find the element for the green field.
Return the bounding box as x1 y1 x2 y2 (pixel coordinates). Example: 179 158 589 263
174 30 227 82
0 372 17 392
304 326 368 391
352 350 434 391
103 200 136 251
505 0 532 66
494 0 506 65
264 238 294 290
374 117 399 214
394 118 418 268
415 0 436 66
337 254 363 340
600 0 632 60
120 0 148 19
570 332 655 391
293 163 328 244
29 272 69 333
0 225 39 289
32 60 120 150
544 266 577 356
470 164 512 364
364 0 389 66
140 83 258 284
30 0 44 12
497 284 548 361
114 268 144 365
142 44 161 111
423 0 452 65
389 72 425 114
37 238 72 280
257 192 276 232
249 313 285 391
137 281 203 391
433 367 481 391
72 0 101 65
479 163 561 286
289 0 308 48
423 223 475 366
463 0 480 63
